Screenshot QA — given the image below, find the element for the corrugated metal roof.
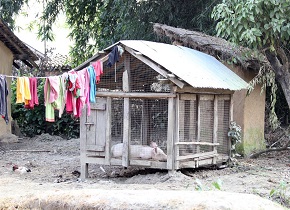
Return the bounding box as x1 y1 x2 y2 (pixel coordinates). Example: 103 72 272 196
119 40 248 91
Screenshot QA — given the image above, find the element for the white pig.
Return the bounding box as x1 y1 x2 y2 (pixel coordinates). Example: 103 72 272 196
111 142 167 161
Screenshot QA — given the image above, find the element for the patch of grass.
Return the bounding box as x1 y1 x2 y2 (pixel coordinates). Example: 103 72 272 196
269 180 290 208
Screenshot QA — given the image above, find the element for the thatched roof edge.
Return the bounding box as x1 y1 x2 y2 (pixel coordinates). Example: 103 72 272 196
153 23 268 72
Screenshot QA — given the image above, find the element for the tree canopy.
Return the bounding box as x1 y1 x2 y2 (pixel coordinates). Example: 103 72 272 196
0 0 28 29
40 0 221 65
212 0 290 128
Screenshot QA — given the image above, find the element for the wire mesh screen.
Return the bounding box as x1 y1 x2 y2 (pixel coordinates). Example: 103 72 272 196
111 98 124 144
178 97 197 155
130 98 168 152
217 98 230 154
97 52 170 93
199 97 214 152
130 55 171 93
97 53 125 91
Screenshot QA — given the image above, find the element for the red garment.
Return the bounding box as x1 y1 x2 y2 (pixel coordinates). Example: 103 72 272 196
66 91 73 114
92 60 103 83
24 77 39 109
66 71 80 116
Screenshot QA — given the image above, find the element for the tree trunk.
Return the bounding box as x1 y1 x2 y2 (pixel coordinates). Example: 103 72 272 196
265 48 290 108
276 74 290 108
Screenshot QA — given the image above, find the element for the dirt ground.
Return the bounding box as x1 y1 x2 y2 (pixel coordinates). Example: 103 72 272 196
0 134 289 209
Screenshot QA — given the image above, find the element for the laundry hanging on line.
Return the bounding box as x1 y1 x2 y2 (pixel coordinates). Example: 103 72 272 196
10 58 106 123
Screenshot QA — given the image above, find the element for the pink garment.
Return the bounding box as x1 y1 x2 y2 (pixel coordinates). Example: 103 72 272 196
44 76 60 104
92 60 103 83
59 73 68 117
66 71 79 116
76 68 91 117
24 77 39 109
44 76 62 122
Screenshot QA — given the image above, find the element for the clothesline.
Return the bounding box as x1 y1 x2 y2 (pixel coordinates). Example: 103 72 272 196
5 75 47 79
3 54 111 79
0 46 122 125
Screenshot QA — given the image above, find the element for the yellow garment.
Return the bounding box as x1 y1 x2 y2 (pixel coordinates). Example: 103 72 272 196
16 77 31 104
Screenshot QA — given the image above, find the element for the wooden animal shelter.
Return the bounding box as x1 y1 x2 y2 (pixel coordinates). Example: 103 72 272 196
78 40 248 179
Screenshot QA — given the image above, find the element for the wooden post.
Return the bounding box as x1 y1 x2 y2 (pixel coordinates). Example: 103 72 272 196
175 94 180 169
213 95 218 164
141 85 150 145
229 94 234 157
141 100 149 145
80 105 88 180
196 95 201 153
105 97 112 165
122 54 131 167
167 97 175 170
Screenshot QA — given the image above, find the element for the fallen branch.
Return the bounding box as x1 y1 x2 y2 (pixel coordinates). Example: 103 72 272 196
250 147 290 158
9 150 51 153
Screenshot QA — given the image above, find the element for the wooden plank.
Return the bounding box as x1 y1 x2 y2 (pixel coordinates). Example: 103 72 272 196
86 151 105 157
90 102 106 110
86 103 97 156
217 95 231 100
196 95 201 153
167 97 175 170
229 94 234 156
95 97 107 152
179 158 215 168
84 157 106 164
141 99 149 145
175 94 180 169
80 106 88 180
189 99 196 151
179 97 185 143
105 97 112 165
86 145 105 152
175 142 220 146
176 86 234 94
122 56 131 167
180 94 196 101
125 46 185 88
129 160 167 169
200 95 214 101
213 95 218 164
96 91 176 98
177 151 217 161
230 94 234 122
129 160 151 167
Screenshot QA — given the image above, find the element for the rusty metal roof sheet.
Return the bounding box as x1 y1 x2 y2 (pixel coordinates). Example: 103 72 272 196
119 40 248 91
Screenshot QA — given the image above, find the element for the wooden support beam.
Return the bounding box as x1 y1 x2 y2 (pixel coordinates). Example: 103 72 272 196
105 97 112 165
96 91 176 98
80 106 88 180
124 46 185 88
177 151 218 161
196 95 201 153
229 94 234 156
167 97 175 170
122 54 131 167
176 86 234 95
175 94 180 169
175 142 220 146
213 95 218 164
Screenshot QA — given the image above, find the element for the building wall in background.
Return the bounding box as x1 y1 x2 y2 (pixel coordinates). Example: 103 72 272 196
0 41 13 134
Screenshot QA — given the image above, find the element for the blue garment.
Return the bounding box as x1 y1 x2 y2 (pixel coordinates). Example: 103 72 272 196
87 66 96 103
0 76 8 124
107 46 119 67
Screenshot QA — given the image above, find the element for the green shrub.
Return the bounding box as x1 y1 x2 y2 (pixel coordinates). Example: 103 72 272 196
11 78 79 139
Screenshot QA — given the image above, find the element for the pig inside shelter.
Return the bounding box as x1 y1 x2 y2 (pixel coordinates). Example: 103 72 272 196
79 41 247 180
